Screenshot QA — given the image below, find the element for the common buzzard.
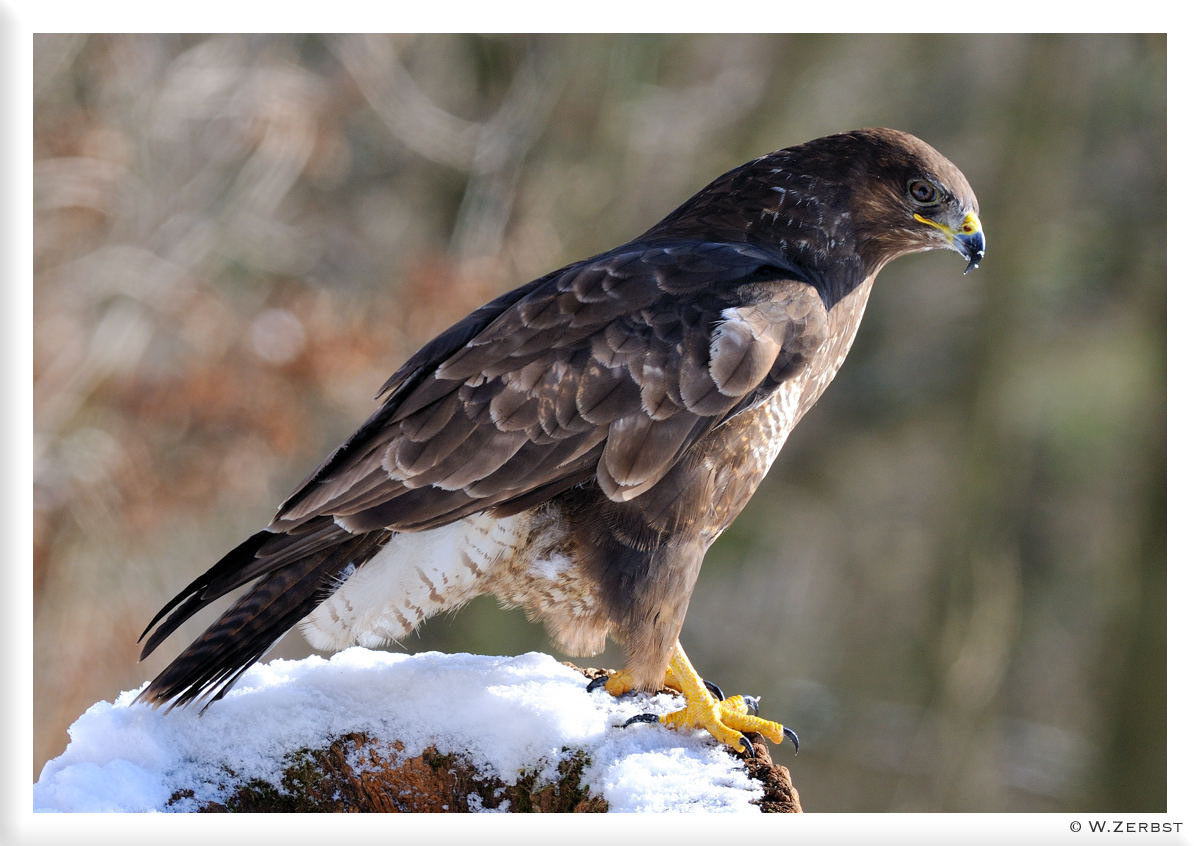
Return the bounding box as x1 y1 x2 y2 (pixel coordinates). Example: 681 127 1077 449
138 128 984 755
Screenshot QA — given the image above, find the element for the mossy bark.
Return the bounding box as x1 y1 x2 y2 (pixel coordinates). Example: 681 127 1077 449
167 663 801 813
174 733 608 813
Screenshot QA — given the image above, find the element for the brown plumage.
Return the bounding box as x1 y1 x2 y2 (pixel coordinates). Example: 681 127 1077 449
137 128 984 714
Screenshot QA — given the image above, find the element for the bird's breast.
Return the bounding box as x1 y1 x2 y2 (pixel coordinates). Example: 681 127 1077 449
780 273 876 428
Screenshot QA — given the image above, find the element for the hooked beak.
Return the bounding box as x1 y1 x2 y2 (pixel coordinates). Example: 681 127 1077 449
914 210 985 274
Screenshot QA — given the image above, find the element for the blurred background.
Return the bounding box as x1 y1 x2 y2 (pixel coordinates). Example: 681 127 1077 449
32 34 1165 811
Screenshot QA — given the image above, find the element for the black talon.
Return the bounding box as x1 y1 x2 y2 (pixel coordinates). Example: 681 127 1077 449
586 675 609 693
739 735 756 758
621 713 661 728
741 694 761 715
703 679 725 701
783 726 800 754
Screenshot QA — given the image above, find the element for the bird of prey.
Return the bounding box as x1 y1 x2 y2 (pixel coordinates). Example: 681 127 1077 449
137 128 983 756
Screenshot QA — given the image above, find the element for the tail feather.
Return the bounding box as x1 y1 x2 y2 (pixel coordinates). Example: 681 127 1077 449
137 530 275 658
137 524 389 708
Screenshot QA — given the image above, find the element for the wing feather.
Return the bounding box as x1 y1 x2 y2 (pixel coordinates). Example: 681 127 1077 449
385 407 479 477
600 411 704 495
576 359 645 425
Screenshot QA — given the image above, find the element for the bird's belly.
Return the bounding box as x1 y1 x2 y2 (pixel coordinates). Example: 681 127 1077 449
483 506 610 655
299 512 530 650
299 506 606 655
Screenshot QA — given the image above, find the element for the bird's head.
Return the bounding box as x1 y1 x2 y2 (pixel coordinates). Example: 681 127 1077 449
833 128 985 275
643 127 984 288
770 127 985 278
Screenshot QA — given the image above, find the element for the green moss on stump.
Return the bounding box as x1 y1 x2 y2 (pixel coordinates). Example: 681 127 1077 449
184 733 608 813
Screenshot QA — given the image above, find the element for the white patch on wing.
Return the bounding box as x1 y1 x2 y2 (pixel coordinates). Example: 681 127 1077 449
709 304 786 398
300 512 531 651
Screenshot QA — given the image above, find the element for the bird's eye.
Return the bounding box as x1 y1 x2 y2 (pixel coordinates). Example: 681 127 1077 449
908 179 939 206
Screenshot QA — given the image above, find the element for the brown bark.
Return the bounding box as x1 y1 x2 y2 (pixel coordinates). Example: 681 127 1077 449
172 663 801 813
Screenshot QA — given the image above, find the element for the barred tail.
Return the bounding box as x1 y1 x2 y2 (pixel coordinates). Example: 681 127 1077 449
136 523 389 708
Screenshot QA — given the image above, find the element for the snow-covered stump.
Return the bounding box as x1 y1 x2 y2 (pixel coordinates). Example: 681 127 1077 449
34 650 800 813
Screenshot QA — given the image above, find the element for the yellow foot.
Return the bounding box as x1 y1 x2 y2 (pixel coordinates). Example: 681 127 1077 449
588 668 641 697
586 664 710 697
587 664 730 701
588 643 799 757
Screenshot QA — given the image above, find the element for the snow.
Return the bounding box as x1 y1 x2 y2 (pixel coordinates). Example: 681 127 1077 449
34 649 765 813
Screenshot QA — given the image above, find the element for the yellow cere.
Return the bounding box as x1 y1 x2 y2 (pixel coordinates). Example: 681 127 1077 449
914 211 982 238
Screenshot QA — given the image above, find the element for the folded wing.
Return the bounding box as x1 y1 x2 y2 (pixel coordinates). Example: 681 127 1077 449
274 242 828 528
